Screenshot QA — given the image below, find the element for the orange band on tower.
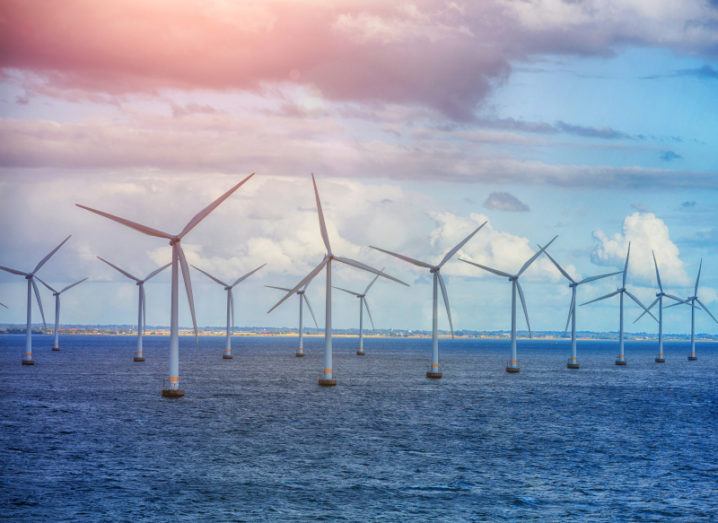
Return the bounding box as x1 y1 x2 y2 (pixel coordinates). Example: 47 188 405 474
169 375 179 384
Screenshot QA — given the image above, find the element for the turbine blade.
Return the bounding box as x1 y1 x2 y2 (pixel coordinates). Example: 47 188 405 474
36 276 57 294
517 235 557 277
622 242 631 287
31 279 47 329
231 263 266 288
563 294 575 335
77 204 172 239
144 263 171 282
696 298 718 324
516 280 532 338
369 245 433 269
33 235 71 274
333 256 408 286
141 285 146 333
191 265 229 287
578 271 623 285
459 258 513 279
0 301 7 309
664 298 690 309
268 257 328 314
303 294 319 328
581 289 620 306
229 288 235 329
664 293 684 303
437 273 454 338
177 247 199 341
179 173 255 239
625 290 657 322
60 277 87 294
363 298 375 330
652 251 663 292
265 285 293 292
633 297 659 324
97 256 140 282
0 266 28 276
438 221 487 268
311 174 332 254
332 286 361 297
363 269 383 295
694 259 702 296
541 248 574 283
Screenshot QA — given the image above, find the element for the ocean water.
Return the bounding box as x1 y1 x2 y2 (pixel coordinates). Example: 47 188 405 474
0 334 716 521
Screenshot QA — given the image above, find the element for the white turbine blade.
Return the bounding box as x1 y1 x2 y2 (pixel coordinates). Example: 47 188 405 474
563 294 575 335
0 301 7 309
541 248 575 283
311 174 332 255
517 235 557 277
332 286 362 297
363 298 375 330
664 298 690 309
624 290 657 322
633 297 659 324
696 298 718 324
652 251 663 292
369 245 433 269
191 264 228 287
144 263 171 282
694 260 702 296
363 269 383 295
33 235 71 274
581 289 620 306
516 281 532 338
36 276 57 294
333 256 408 286
77 204 172 239
177 247 199 341
438 221 487 268
459 258 513 279
437 273 454 338
31 279 47 329
303 294 319 328
229 288 235 329
0 266 28 276
97 256 140 282
664 293 684 303
179 173 255 239
60 277 87 294
622 242 631 287
265 285 293 292
268 257 328 313
231 263 266 288
578 271 623 285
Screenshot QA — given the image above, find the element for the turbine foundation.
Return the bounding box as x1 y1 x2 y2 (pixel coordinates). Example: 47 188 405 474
222 354 234 360
567 362 580 369
688 354 697 361
21 359 35 366
655 357 666 363
161 389 185 398
318 377 336 386
295 350 304 357
133 356 145 362
506 359 520 373
52 347 60 352
426 371 443 379
615 357 627 366
356 349 365 356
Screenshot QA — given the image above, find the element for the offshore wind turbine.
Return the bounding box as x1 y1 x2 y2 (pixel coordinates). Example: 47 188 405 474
581 243 655 366
97 257 170 362
632 251 684 363
193 263 266 359
665 260 718 361
77 174 254 397
460 236 557 373
268 174 407 386
372 221 487 379
541 247 621 369
37 276 88 352
333 269 383 356
0 235 71 365
265 284 318 357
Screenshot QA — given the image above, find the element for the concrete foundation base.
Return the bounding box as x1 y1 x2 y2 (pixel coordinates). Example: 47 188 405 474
426 371 443 379
222 354 233 360
295 351 304 357
505 366 520 374
688 355 697 361
356 350 365 356
615 359 627 366
655 357 666 363
21 359 35 366
161 389 185 398
133 356 145 362
318 377 337 387
567 362 580 369
52 347 60 352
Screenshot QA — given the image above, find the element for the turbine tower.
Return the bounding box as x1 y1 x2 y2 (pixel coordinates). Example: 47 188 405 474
371 221 486 379
77 174 254 397
37 276 88 352
541 247 621 369
460 236 557 373
580 243 655 366
268 174 407 386
632 251 684 363
333 269 383 356
265 284 318 357
193 263 266 359
0 235 71 365
97 257 170 362
665 260 718 360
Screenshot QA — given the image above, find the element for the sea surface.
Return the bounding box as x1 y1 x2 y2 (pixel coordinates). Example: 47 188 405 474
1 334 716 521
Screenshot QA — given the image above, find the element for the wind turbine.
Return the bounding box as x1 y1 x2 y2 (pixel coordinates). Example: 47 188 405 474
333 269 383 356
371 221 487 379
77 174 254 397
265 284 318 357
37 276 88 352
0 235 71 365
632 251 685 363
460 236 557 373
97 257 170 362
268 174 407 386
193 263 266 359
664 260 718 361
580 243 655 366
541 247 621 369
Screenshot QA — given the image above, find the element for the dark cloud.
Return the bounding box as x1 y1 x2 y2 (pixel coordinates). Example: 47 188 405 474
660 150 682 162
483 192 530 212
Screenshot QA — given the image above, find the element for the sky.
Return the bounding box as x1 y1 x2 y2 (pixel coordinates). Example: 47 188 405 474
0 0 717 335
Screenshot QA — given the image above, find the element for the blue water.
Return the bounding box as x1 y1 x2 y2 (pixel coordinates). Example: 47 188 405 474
1 335 716 521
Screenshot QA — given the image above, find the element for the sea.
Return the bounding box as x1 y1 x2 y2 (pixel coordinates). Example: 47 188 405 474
1 335 716 521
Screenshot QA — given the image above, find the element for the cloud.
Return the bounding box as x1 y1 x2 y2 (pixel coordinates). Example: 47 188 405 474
643 64 718 80
681 200 696 208
660 150 682 162
591 212 689 286
483 192 530 212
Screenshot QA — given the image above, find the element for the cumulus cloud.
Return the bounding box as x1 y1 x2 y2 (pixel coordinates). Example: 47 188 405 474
483 192 530 212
